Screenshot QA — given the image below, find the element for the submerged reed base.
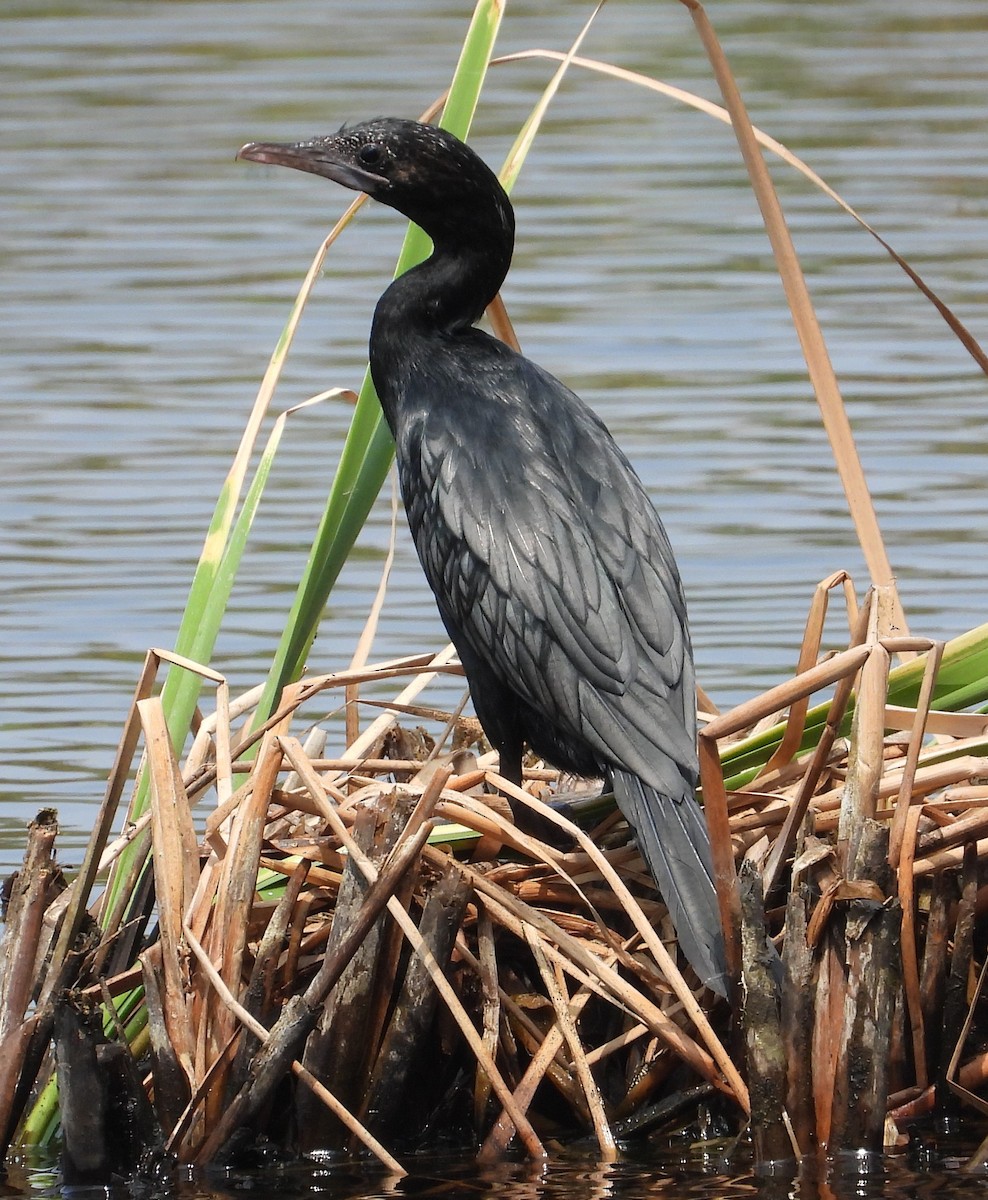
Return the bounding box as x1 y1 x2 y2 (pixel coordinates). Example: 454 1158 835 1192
2 583 988 1181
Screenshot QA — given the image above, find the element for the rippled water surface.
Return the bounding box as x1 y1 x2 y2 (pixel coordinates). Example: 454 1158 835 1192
9 1135 988 1200
2 4 987 867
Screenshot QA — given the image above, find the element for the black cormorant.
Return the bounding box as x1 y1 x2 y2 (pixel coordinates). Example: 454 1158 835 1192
238 118 727 994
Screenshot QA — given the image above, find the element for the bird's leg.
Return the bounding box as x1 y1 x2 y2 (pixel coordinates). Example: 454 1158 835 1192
495 740 524 791
496 740 574 853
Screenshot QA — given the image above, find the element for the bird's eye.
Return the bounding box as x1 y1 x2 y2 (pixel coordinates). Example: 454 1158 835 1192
358 143 385 167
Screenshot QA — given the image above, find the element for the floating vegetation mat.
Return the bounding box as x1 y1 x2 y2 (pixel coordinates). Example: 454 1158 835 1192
3 583 988 1179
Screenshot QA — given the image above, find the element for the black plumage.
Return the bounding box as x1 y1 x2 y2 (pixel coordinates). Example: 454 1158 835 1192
239 118 727 994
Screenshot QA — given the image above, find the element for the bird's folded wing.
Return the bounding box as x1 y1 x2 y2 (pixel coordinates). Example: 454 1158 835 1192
404 367 697 792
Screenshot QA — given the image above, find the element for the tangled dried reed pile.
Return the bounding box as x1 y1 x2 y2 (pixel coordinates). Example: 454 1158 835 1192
2 577 988 1179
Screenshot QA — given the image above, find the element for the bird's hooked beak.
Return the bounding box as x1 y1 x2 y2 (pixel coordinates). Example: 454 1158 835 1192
237 139 387 194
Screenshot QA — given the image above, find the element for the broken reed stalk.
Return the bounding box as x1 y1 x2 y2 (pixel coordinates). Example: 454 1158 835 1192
295 791 419 1151
0 810 62 1150
738 859 793 1165
185 817 434 1174
697 589 988 1161
278 744 547 1162
363 858 472 1139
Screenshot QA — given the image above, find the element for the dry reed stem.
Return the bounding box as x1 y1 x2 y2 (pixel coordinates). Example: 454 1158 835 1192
706 645 876 745
887 641 944 866
758 570 855 780
345 474 401 748
96 811 152 875
296 795 416 1148
738 859 793 1163
279 740 546 1160
0 812 61 1153
917 806 988 856
680 0 905 629
838 588 895 863
897 803 927 1090
183 926 404 1175
523 925 617 1161
884 708 988 738
486 293 519 350
496 47 988 380
947 921 988 1127
472 908 499 1126
0 812 59 1045
829 827 900 1154
209 711 291 1080
234 858 311 1078
41 649 161 1008
814 754 988 817
762 598 871 895
912 837 988 876
484 771 746 1103
364 859 471 1136
139 696 198 1088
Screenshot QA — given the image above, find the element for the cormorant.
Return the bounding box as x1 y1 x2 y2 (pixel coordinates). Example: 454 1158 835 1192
238 118 727 994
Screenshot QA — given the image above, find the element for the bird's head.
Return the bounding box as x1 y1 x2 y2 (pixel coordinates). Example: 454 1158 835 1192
238 117 512 248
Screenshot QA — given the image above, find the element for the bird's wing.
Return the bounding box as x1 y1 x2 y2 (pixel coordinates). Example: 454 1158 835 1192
400 351 697 794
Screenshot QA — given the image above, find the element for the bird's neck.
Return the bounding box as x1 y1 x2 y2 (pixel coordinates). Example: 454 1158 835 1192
367 214 513 432
377 216 512 330
368 197 515 429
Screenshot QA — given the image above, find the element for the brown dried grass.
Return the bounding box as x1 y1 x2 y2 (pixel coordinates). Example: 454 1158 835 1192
4 575 988 1171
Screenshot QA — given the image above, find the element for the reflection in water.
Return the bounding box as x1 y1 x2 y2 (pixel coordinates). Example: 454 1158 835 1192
9 1137 988 1200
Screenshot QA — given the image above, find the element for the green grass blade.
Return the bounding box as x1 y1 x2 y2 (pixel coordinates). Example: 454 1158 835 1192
252 0 506 726
253 1 613 730
719 622 988 788
99 391 349 923
498 1 604 196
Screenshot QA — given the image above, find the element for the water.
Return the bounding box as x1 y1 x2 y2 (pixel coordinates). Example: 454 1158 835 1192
3 0 987 862
1 6 987 1188
7 1135 988 1200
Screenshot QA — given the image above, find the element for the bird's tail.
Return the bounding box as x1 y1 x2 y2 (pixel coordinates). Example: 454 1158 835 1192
611 770 728 997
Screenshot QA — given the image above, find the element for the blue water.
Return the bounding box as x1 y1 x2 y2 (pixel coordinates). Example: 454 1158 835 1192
1 2 986 874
